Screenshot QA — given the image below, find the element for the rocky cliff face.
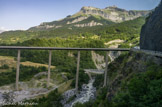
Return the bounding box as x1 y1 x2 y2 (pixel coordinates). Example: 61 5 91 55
74 20 103 27
80 6 149 22
140 1 162 52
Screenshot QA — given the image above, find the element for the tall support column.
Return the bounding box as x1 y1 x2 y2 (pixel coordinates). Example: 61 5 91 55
103 51 108 87
47 50 52 87
75 51 80 91
16 50 21 91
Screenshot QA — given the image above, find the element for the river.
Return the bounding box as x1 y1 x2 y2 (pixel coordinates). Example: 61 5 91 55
62 79 96 107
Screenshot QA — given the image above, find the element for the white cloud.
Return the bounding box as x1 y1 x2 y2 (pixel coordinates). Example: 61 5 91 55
0 27 25 31
0 27 12 33
0 27 9 31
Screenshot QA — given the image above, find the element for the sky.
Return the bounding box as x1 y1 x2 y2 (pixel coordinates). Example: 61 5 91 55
0 0 161 30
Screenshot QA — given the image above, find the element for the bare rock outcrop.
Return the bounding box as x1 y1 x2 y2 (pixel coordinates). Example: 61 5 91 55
140 1 162 52
74 21 102 27
80 6 149 22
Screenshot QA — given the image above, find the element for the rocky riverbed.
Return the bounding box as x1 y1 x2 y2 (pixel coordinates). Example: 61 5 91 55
0 87 57 103
0 71 68 105
62 79 96 107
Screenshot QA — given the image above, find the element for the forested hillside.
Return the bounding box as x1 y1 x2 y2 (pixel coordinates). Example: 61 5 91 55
74 51 162 107
0 17 145 45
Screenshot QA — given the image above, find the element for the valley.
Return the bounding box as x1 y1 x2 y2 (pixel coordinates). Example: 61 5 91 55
0 1 162 107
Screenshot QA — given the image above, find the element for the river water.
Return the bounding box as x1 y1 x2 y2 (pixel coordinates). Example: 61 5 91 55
0 93 2 100
70 79 96 107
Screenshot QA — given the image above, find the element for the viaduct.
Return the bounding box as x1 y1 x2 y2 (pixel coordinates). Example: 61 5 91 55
0 46 161 92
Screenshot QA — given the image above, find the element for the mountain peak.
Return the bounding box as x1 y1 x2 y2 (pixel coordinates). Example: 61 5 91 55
105 6 126 12
79 6 149 22
105 5 118 9
81 6 99 11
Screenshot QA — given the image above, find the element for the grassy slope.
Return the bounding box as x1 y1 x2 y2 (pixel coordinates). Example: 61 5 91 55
0 56 55 68
0 17 145 44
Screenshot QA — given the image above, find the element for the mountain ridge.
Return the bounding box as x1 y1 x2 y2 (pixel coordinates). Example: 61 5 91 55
0 17 145 44
74 5 150 22
28 6 149 31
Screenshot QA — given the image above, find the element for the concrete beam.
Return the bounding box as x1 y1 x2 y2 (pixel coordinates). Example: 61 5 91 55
75 51 80 91
0 46 130 51
16 50 21 91
85 71 92 80
103 52 108 87
47 50 52 87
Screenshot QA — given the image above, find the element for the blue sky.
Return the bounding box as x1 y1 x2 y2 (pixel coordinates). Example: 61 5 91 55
0 0 161 30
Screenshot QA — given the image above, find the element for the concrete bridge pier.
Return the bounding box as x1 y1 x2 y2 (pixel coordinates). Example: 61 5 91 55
16 49 21 91
85 71 92 80
75 51 80 92
47 50 52 87
103 51 108 87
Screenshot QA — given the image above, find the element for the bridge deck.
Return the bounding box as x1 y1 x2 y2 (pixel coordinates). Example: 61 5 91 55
0 46 130 51
84 69 104 74
131 48 162 58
